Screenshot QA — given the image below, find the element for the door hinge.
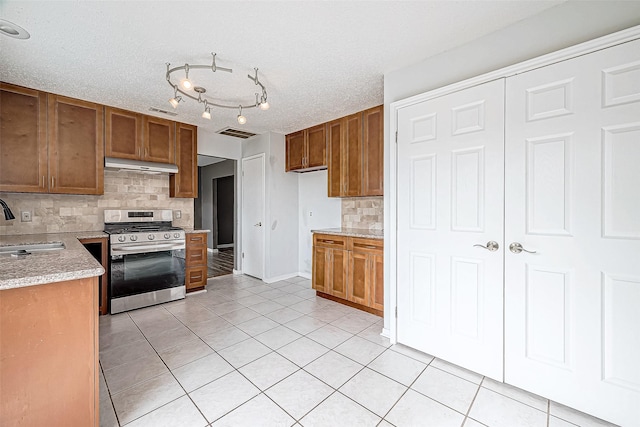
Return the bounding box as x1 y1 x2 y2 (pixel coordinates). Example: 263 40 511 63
242 252 244 258
395 131 398 143
395 306 398 318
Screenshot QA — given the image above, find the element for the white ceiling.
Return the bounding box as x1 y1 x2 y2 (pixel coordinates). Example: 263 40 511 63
0 1 564 136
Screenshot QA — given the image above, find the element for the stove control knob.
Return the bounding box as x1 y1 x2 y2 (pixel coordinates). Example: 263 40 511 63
118 236 126 242
130 235 138 241
164 233 171 239
174 233 180 238
148 234 155 240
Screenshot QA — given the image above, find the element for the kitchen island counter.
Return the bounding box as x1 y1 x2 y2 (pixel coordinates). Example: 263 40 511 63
0 232 105 290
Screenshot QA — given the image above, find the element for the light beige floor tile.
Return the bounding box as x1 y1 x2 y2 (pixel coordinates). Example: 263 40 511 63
218 338 272 368
308 307 349 323
247 284 274 294
368 349 427 386
300 392 381 427
184 316 234 337
172 353 234 392
288 299 325 315
212 393 296 427
304 350 364 388
294 289 317 300
248 300 286 315
220 307 262 324
277 337 329 367
238 352 300 390
464 418 489 427
306 324 353 348
411 366 479 414
265 370 333 419
283 315 327 335
103 353 168 394
125 395 208 427
111 372 184 425
209 301 246 315
236 316 280 336
273 294 306 307
266 307 304 324
388 344 435 365
158 338 214 369
334 336 386 365
99 327 145 352
469 388 547 427
255 325 303 350
145 325 198 352
430 358 484 384
339 368 407 417
549 416 578 427
259 289 288 300
330 313 376 334
482 377 548 411
100 339 156 370
549 401 619 427
378 421 394 427
100 396 119 427
201 326 250 351
135 317 184 338
357 323 391 347
386 389 465 427
235 294 269 307
189 371 260 423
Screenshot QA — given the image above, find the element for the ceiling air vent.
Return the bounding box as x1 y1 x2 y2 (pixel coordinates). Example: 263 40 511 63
148 107 178 117
216 127 256 139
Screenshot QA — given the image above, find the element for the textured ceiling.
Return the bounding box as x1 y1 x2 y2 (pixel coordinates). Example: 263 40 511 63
0 1 564 135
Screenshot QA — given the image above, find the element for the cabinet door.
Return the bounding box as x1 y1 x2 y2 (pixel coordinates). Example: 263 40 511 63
370 253 384 311
170 123 197 198
312 246 328 292
348 251 369 305
105 107 143 160
286 131 305 171
48 95 104 195
327 118 344 197
306 124 326 169
363 105 383 196
185 266 207 291
143 116 175 163
0 83 48 193
344 112 362 196
330 249 348 300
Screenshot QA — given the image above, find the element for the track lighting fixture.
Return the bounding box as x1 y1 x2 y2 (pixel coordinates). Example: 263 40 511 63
166 54 269 125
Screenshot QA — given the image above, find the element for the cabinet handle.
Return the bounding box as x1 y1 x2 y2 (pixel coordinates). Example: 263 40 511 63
145 147 148 158
42 176 46 188
51 176 55 188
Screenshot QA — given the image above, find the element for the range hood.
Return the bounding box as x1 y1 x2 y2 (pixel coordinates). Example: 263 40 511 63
104 157 178 174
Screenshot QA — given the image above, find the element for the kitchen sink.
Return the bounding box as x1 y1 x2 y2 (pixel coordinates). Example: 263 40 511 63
0 242 66 257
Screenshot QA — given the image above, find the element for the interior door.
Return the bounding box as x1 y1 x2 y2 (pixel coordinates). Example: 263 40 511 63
504 39 640 426
396 79 505 380
241 154 265 279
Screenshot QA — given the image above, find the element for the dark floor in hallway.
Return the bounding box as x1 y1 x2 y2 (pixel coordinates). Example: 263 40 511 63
207 248 234 277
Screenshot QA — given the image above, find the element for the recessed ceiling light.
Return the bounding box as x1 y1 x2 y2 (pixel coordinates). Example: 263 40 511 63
0 19 30 40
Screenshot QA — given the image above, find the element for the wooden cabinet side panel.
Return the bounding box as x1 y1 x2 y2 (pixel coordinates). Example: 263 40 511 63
170 123 197 198
0 83 48 193
285 131 305 171
312 246 327 292
144 116 175 163
48 95 104 195
105 107 142 160
327 118 344 197
0 277 99 426
363 105 384 196
306 124 327 169
344 113 363 197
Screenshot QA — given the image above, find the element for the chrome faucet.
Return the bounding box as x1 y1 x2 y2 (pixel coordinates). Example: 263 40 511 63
0 199 15 220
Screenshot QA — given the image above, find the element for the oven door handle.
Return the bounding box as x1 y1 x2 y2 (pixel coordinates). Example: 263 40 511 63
111 242 185 255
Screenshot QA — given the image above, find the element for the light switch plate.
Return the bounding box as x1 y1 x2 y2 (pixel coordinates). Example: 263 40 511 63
174 210 182 219
21 210 32 222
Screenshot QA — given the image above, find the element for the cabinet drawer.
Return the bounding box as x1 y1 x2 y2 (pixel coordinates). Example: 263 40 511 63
350 237 383 254
186 245 207 266
187 233 207 246
186 265 207 290
313 233 347 250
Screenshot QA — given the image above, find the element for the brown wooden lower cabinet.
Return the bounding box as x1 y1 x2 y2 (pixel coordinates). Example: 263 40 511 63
185 232 208 292
312 233 383 315
0 277 99 426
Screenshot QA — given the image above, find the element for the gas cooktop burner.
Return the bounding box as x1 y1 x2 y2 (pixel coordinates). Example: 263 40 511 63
104 224 183 234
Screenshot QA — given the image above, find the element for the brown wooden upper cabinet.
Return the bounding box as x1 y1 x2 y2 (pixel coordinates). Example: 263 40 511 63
106 107 175 164
328 105 383 197
285 123 326 172
170 122 198 198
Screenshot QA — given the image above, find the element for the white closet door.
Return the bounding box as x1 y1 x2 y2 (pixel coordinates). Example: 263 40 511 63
505 39 640 426
396 79 505 380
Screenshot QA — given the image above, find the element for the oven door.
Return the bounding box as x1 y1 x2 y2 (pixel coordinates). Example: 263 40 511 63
110 242 186 313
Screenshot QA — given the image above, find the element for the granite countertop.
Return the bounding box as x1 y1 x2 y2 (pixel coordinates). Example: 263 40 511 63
184 229 210 234
0 232 106 291
312 228 384 239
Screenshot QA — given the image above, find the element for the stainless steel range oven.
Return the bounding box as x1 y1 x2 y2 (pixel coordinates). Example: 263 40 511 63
104 209 186 314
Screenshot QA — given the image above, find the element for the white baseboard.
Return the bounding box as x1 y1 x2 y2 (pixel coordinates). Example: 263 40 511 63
263 272 299 284
381 328 390 338
232 269 242 275
186 289 207 296
298 272 311 280
207 248 218 254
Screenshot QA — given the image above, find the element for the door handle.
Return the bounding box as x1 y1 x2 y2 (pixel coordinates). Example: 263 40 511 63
509 242 536 254
254 222 262 227
473 241 499 252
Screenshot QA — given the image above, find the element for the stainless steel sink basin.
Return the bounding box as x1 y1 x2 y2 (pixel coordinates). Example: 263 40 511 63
0 242 66 257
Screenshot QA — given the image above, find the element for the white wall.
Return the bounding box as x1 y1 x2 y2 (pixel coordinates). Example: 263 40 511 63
198 128 242 160
382 2 640 333
298 170 341 278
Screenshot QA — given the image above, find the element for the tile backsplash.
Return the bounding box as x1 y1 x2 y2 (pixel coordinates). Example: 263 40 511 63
341 196 383 230
0 171 194 236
